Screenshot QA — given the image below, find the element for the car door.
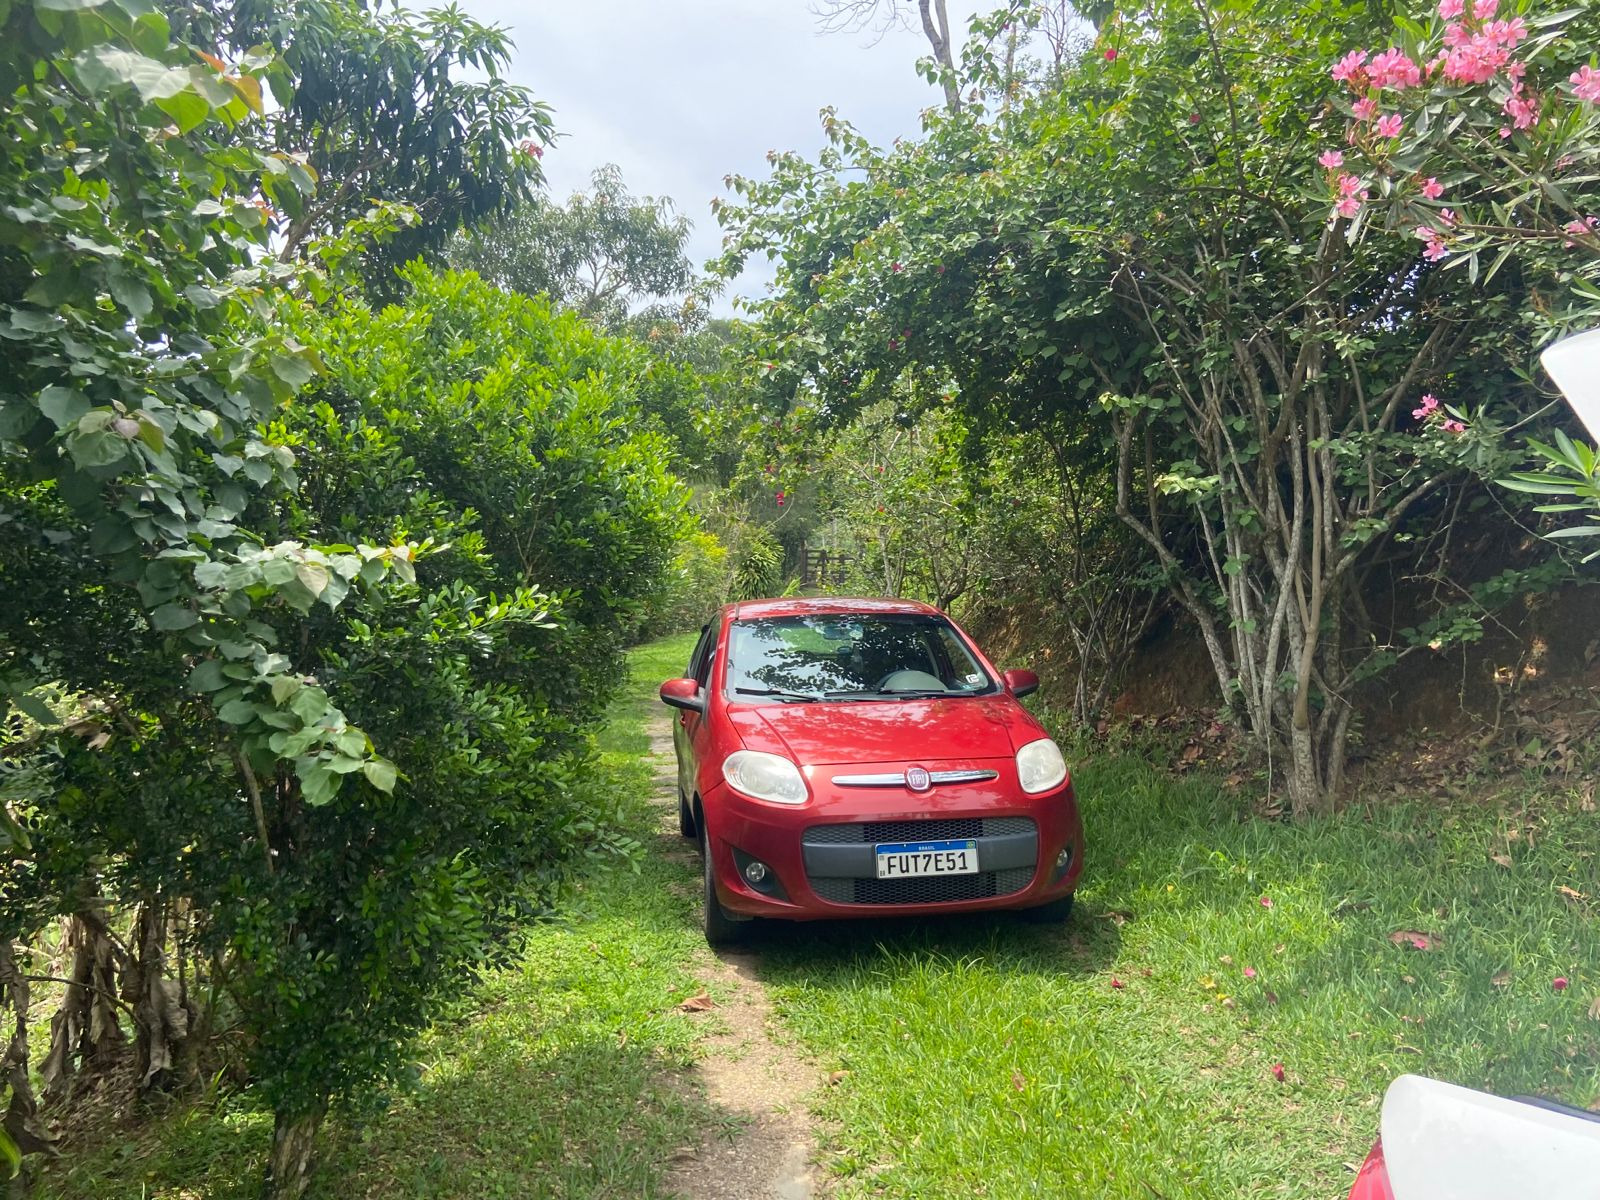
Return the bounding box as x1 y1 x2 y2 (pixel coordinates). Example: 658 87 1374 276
675 624 714 802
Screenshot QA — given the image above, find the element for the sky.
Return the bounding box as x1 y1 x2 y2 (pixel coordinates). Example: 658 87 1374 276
456 0 987 311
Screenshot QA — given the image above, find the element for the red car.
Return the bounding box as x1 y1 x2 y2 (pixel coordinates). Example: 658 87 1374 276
659 597 1084 944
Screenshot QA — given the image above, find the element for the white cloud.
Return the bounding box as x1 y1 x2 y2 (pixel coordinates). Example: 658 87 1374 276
456 0 985 311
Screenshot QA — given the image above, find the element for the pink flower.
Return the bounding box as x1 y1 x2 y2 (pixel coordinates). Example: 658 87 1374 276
1413 394 1441 419
1337 172 1363 197
1334 195 1364 219
1376 113 1404 138
1552 976 1569 992
1271 1062 1287 1081
891 262 903 273
1243 966 1257 979
1442 33 1511 85
1563 217 1599 246
1423 240 1449 262
1421 177 1445 200
1573 66 1600 105
1318 150 1345 169
1442 419 1466 433
519 140 544 159
1331 50 1368 86
1259 895 1274 909
1439 208 1456 225
1110 976 1125 988
1472 0 1497 18
774 490 786 507
1104 47 1118 61
1189 112 1202 125
1503 91 1539 130
1368 48 1422 90
1353 97 1380 121
1438 0 1464 17
1483 18 1527 48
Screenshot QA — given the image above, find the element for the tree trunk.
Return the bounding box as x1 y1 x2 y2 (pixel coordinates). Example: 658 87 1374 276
41 912 125 1103
1 940 56 1164
917 0 962 112
124 902 187 1094
262 1106 324 1200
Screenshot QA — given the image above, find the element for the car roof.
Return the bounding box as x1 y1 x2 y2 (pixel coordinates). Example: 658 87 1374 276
723 596 945 621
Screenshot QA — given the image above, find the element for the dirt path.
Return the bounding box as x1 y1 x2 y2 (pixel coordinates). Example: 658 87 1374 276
646 714 825 1200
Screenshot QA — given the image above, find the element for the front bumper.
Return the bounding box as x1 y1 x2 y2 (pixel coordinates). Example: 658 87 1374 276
703 760 1084 920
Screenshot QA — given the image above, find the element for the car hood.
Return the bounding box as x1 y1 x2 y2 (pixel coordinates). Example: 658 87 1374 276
726 696 1033 766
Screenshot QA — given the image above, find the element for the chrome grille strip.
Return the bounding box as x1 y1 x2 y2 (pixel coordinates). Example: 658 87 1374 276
831 769 1000 788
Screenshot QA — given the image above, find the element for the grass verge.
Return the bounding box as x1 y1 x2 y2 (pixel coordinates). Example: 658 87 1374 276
754 751 1600 1198
32 633 709 1200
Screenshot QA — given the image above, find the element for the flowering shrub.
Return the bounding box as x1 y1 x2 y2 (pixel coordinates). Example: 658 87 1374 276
1320 0 1599 313
1323 0 1600 543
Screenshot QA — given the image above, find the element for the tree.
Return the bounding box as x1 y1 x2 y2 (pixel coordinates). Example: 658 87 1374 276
172 0 554 276
718 0 1572 814
451 164 694 330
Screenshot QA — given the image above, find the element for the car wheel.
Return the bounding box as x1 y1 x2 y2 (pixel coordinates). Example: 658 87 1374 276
700 824 748 947
677 790 696 839
1020 893 1075 924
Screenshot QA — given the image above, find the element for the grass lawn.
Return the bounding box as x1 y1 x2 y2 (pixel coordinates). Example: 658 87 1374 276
754 752 1600 1198
27 632 1600 1199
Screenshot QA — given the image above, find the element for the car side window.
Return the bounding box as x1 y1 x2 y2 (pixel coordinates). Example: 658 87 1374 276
686 625 711 680
695 646 716 689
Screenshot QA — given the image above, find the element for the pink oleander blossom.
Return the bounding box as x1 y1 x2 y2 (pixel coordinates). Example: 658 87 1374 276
1376 113 1404 138
1353 96 1380 120
1442 419 1466 433
1334 195 1364 219
1337 172 1363 197
1473 0 1497 17
1503 91 1539 129
1421 177 1445 199
1331 50 1368 86
1319 150 1345 169
1413 394 1441 420
1442 34 1511 85
1438 0 1463 17
1574 66 1600 104
1368 48 1423 89
1439 208 1457 225
1423 240 1449 261
1483 18 1527 48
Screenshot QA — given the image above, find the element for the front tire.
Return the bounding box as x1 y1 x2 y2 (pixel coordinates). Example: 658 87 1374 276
700 824 748 947
678 789 696 839
1020 893 1075 924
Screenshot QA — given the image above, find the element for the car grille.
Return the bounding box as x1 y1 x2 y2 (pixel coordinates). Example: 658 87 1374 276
810 867 1035 905
805 816 1035 844
802 817 1038 906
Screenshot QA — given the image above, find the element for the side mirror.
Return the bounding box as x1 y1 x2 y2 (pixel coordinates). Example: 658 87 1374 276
660 677 705 713
1003 668 1039 700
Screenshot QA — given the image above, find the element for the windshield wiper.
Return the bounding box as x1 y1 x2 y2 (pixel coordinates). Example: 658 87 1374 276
823 688 953 700
734 687 820 703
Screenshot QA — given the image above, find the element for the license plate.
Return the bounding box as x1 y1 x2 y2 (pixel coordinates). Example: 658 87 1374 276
874 838 979 879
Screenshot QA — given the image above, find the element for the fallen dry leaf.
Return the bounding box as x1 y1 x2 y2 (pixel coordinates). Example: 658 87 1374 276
1588 997 1600 1022
1491 854 1513 869
1492 970 1511 987
1557 885 1588 904
1389 930 1438 951
677 993 716 1013
828 1069 850 1086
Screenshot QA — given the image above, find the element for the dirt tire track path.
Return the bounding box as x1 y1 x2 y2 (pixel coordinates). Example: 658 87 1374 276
646 712 825 1200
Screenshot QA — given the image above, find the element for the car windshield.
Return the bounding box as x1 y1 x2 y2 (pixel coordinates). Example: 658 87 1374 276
726 613 996 702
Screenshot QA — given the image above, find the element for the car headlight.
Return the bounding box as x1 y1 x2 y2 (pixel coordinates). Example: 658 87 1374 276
722 750 809 805
1016 738 1068 794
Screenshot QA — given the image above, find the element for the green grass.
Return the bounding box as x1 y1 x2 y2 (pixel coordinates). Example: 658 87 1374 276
753 754 1600 1198
30 633 1600 1200
33 633 711 1200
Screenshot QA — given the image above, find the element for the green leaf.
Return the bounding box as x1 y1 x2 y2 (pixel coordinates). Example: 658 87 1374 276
156 89 212 135
38 386 89 429
362 757 397 793
217 697 256 724
150 603 197 630
12 691 59 725
188 660 227 693
73 45 190 101
1544 525 1600 539
269 352 316 388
